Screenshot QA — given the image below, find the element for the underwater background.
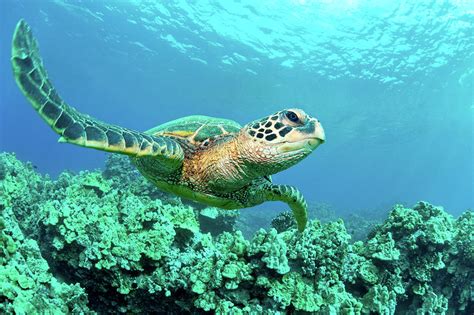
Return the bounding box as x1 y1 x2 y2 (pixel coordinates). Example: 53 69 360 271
0 0 473 314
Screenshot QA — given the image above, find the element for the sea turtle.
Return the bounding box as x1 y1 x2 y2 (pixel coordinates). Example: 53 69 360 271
11 20 325 232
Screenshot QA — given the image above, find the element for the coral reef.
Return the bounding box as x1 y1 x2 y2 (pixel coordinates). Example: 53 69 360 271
197 207 240 236
0 214 90 313
0 152 472 314
272 205 383 242
0 154 90 313
270 211 295 233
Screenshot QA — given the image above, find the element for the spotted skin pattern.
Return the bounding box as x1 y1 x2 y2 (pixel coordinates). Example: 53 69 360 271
248 112 293 141
11 20 325 232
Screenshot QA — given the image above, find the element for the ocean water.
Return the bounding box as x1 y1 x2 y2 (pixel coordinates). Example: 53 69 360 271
0 1 473 313
1 0 473 215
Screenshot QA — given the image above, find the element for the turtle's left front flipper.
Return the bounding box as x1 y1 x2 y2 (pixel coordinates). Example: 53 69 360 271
262 184 308 232
11 19 183 171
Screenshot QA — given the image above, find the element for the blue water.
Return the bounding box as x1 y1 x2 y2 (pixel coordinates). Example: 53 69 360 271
0 0 473 216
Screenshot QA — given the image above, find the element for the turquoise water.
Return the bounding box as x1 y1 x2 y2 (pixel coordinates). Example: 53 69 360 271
1 1 472 216
1 0 473 214
0 1 473 313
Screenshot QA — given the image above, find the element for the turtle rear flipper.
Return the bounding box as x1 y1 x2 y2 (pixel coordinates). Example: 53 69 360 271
11 19 183 168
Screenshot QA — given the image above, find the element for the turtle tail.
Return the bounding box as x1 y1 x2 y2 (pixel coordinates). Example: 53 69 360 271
11 19 183 162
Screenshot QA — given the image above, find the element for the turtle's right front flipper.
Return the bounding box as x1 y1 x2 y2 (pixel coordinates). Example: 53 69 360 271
11 19 183 169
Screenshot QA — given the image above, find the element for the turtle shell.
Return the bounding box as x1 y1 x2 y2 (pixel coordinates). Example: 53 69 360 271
146 115 242 144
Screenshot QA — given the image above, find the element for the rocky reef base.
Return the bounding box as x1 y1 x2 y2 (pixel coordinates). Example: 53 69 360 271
0 153 472 314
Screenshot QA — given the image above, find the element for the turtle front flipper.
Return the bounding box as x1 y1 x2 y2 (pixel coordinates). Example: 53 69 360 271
263 184 308 232
11 19 183 168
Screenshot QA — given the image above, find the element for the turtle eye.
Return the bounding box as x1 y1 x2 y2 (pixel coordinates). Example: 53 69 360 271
286 111 299 123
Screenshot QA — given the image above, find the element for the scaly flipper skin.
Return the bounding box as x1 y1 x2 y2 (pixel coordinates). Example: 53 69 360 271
261 184 308 232
11 19 183 169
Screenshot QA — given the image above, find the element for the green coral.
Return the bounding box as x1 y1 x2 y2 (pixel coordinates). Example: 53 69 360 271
271 211 296 233
362 231 400 261
266 272 324 311
198 206 240 236
1 153 473 314
362 284 397 314
447 211 474 312
358 202 473 313
0 207 90 313
288 219 351 277
39 169 199 304
248 228 290 274
0 153 53 237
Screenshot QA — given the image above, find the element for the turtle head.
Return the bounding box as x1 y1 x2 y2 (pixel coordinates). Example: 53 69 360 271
241 108 325 175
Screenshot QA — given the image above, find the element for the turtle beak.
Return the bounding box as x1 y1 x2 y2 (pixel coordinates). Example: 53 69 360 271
314 120 325 143
305 118 325 150
277 118 326 153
